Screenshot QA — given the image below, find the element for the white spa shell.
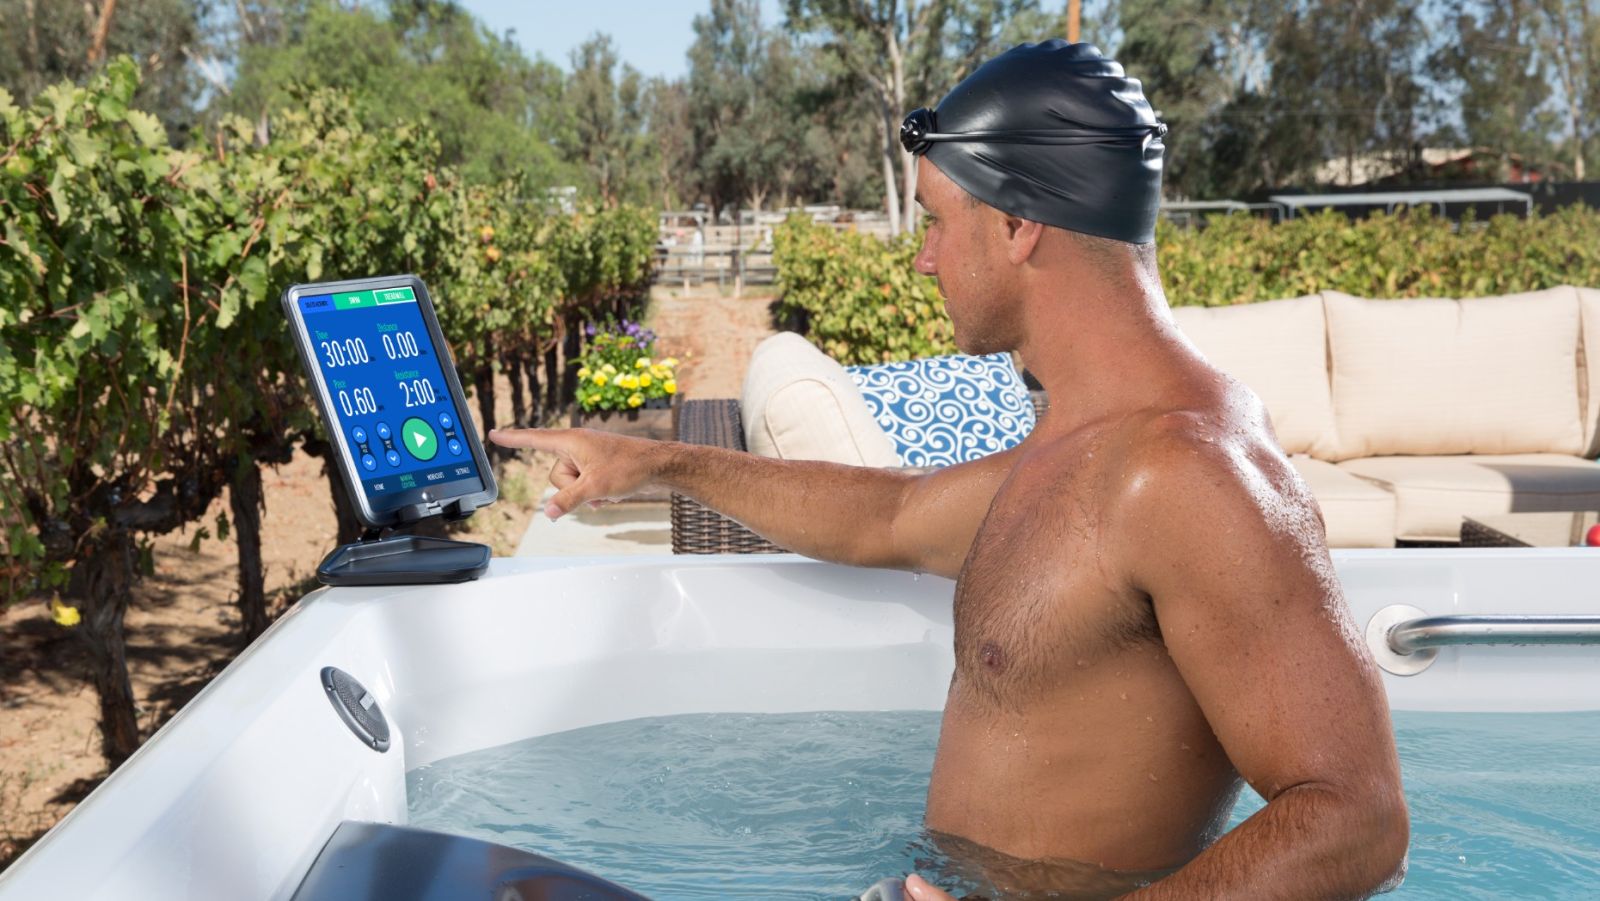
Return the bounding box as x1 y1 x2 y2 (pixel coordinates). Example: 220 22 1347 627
2 549 1598 900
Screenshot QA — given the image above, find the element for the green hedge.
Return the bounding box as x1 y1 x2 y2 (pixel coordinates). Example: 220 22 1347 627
772 217 953 365
1157 206 1600 306
0 60 656 762
773 207 1600 364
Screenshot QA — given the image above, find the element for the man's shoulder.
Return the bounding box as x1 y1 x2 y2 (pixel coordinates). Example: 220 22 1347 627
1112 406 1313 531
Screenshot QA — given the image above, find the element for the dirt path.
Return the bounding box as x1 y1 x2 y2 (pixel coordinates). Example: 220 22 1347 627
648 286 778 399
0 285 781 872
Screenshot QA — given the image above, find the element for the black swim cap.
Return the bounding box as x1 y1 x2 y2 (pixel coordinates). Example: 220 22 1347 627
903 40 1166 244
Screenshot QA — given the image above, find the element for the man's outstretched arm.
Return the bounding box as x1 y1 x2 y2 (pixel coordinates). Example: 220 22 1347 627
488 428 1015 577
1115 429 1408 899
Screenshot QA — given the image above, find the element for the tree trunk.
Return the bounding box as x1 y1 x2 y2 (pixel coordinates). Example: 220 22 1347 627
879 100 903 236
86 0 118 65
888 31 917 228
320 453 365 545
543 340 561 416
229 459 268 640
24 0 39 72
561 321 582 408
475 363 500 459
68 528 141 766
527 351 546 424
506 349 528 428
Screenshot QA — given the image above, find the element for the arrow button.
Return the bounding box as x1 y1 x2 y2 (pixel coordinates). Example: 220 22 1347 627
401 417 438 462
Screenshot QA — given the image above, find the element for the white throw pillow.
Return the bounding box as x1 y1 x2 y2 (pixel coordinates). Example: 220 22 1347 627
1577 287 1600 457
1170 296 1339 459
1323 288 1583 459
740 333 900 466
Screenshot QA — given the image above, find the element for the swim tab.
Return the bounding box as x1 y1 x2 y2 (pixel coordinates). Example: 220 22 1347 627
901 40 1167 244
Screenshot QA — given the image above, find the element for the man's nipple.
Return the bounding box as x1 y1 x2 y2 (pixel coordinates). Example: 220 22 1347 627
980 640 1006 672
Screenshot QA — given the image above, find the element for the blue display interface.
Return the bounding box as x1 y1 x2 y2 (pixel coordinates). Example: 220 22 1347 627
298 286 482 513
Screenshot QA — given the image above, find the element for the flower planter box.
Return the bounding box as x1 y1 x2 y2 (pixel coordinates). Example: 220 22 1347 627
569 397 678 442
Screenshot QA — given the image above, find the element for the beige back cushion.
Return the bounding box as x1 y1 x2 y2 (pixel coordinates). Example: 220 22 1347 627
1323 288 1583 460
740 332 900 466
1170 295 1338 458
1579 287 1600 457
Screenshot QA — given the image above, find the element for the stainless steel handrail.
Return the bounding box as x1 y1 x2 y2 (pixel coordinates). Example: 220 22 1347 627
1389 615 1600 655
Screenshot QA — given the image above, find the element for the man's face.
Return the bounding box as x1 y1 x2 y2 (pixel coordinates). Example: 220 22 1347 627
912 159 1017 355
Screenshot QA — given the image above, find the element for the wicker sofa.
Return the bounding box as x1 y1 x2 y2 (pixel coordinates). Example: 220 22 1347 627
673 285 1600 552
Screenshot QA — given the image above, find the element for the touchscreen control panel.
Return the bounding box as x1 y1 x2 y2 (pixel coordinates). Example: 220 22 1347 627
296 285 484 514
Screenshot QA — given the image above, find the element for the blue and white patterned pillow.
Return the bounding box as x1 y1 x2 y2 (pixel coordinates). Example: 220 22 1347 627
846 354 1036 467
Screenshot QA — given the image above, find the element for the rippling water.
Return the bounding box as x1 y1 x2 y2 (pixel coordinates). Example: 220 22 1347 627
407 710 1600 899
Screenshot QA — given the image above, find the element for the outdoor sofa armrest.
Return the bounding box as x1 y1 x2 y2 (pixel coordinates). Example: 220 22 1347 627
669 392 1050 555
670 398 787 554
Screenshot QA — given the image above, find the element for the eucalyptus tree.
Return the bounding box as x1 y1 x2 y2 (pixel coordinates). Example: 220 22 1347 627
1431 0 1558 181
1531 0 1597 179
0 0 208 138
783 0 1045 234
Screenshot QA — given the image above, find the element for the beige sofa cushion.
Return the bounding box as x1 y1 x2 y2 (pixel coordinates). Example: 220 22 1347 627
1337 454 1600 542
1288 457 1396 548
1170 296 1338 458
740 333 900 466
1579 287 1600 456
1323 289 1584 460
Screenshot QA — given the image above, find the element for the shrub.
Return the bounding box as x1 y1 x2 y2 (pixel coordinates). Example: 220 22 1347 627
772 215 954 365
0 59 663 765
772 207 1600 363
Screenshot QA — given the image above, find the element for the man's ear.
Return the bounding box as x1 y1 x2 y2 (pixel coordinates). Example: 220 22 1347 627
1003 214 1044 265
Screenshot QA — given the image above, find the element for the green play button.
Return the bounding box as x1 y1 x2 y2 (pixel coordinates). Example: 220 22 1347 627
401 417 438 461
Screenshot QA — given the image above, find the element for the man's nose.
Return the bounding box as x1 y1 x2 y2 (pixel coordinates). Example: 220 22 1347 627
913 242 936 276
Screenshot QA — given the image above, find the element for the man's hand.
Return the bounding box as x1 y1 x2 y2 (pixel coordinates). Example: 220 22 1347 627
903 874 956 900
489 428 662 520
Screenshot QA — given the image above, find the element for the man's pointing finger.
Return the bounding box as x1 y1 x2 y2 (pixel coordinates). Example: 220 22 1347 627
488 427 574 453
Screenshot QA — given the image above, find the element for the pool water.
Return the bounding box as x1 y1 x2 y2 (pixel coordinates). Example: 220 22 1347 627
406 710 1600 899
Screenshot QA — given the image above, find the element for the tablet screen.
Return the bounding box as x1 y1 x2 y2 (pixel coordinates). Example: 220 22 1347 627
295 285 484 515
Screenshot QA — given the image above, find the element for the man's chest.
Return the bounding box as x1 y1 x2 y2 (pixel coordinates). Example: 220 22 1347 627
950 471 1160 705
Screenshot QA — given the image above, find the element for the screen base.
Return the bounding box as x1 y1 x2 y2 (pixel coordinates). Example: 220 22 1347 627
316 534 490 586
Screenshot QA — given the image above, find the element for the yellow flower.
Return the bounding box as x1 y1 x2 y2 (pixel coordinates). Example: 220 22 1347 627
577 366 592 379
50 597 80 628
623 374 641 390
602 363 617 374
664 379 677 395
592 373 608 386
627 392 644 408
635 357 650 369
479 224 495 242
663 357 679 368
484 246 501 263
638 373 652 387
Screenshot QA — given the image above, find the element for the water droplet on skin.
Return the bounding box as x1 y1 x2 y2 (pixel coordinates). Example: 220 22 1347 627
981 641 1005 671
1148 772 1159 782
1076 658 1088 667
1120 692 1128 700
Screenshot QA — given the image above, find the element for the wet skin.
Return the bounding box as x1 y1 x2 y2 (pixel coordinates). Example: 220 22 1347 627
490 159 1408 898
927 395 1270 884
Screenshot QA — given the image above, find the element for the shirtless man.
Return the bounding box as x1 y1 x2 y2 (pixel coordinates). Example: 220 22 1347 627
491 41 1408 900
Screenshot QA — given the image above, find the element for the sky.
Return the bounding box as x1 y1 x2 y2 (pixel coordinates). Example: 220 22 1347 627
458 0 787 81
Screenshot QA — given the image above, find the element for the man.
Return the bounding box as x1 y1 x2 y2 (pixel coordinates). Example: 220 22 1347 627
492 41 1408 899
